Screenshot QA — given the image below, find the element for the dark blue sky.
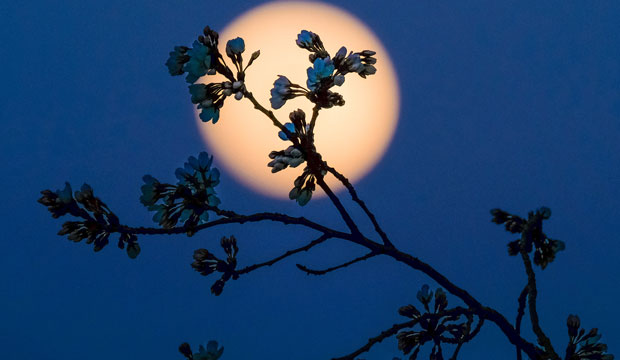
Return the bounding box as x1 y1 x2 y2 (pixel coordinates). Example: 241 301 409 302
1 0 619 359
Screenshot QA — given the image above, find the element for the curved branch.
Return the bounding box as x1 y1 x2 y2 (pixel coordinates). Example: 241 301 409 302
334 307 472 360
312 170 542 358
515 285 529 360
315 175 364 240
382 246 542 359
236 234 332 276
308 105 320 133
519 239 558 359
325 165 394 248
116 210 351 240
296 252 377 275
332 318 417 360
242 90 289 134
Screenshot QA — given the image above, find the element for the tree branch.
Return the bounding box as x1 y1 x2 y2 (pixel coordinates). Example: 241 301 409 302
315 175 364 240
334 307 472 360
381 246 543 359
308 170 542 358
325 164 394 248
242 90 290 136
519 237 558 359
515 285 529 360
116 210 351 240
332 319 417 360
296 252 377 275
308 105 320 133
235 234 332 276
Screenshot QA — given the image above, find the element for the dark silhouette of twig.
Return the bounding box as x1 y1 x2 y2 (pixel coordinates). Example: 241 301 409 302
296 252 377 275
326 164 394 248
115 210 349 239
235 234 331 275
516 285 529 360
332 319 417 360
519 231 558 359
376 245 542 359
333 307 473 360
242 90 289 136
315 175 363 239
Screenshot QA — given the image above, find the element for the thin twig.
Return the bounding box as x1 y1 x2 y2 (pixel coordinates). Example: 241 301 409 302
296 252 377 275
515 285 529 360
242 90 287 132
326 165 394 248
116 211 350 240
236 234 331 275
379 246 542 359
334 307 472 360
308 105 320 133
451 341 465 360
312 167 541 358
332 319 417 360
315 175 364 240
519 231 558 359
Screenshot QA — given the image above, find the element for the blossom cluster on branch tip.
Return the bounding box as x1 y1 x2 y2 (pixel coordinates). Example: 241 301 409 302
565 314 614 360
38 183 141 258
179 341 224 360
141 152 221 233
269 29 377 110
397 285 473 360
191 236 239 296
491 207 565 269
166 27 259 123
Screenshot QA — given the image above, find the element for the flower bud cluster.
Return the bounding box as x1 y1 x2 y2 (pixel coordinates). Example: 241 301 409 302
295 30 328 59
490 207 565 269
289 169 316 206
397 285 470 359
191 236 239 296
269 76 309 109
269 30 377 110
141 152 221 232
267 146 305 173
333 47 377 78
179 341 224 360
38 183 140 257
166 27 255 125
565 314 614 360
188 81 245 123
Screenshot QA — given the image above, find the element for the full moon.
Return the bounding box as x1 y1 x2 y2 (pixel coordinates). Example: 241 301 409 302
196 1 399 198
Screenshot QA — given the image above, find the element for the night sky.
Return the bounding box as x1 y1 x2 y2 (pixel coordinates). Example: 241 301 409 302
2 0 619 359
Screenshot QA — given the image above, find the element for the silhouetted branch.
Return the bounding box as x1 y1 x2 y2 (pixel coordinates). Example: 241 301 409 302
310 170 541 357
334 307 472 360
242 90 289 136
116 210 350 240
380 246 542 359
235 234 331 276
515 285 529 360
308 105 320 133
315 175 364 239
296 251 377 275
450 341 464 360
519 232 558 359
326 164 394 248
333 319 417 360
449 316 486 359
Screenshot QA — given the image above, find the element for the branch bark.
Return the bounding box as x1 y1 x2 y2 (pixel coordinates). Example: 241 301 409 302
236 234 331 275
519 236 558 359
326 164 394 248
296 252 377 275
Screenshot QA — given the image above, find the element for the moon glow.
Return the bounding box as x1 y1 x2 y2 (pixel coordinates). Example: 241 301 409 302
196 1 400 198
